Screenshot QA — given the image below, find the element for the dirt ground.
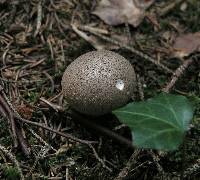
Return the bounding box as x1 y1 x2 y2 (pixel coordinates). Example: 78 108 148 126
0 0 200 179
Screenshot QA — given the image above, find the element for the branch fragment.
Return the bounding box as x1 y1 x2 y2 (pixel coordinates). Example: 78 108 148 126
162 59 194 93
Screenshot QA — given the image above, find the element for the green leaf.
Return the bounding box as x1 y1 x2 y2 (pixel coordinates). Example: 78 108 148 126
113 93 194 151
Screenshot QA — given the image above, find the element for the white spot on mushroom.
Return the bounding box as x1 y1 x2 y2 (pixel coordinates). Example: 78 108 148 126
116 79 124 91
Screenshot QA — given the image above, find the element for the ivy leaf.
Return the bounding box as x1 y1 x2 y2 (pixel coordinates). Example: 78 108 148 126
113 93 194 150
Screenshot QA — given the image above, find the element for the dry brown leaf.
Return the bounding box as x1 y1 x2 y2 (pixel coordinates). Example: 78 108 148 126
172 32 200 58
16 104 33 120
93 0 154 27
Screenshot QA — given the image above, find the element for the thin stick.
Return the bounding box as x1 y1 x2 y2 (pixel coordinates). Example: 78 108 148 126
34 0 42 37
0 91 18 147
0 85 94 146
136 74 144 100
162 59 194 93
89 144 112 172
17 117 96 145
114 150 140 180
0 88 30 155
27 126 56 151
78 25 173 74
15 125 31 156
72 113 134 148
124 22 132 46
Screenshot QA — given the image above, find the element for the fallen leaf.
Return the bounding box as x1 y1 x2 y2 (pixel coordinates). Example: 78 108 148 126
172 32 200 58
16 104 33 120
93 0 154 27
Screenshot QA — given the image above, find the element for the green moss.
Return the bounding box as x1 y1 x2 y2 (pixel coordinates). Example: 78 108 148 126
1 165 20 180
0 119 12 146
24 91 40 103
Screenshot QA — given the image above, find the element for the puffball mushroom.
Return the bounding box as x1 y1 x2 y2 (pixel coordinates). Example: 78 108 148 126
61 50 136 115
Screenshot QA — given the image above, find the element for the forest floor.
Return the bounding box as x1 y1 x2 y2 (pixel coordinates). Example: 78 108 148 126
0 0 200 179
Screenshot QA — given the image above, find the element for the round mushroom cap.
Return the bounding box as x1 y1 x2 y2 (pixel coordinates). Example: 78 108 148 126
61 50 136 115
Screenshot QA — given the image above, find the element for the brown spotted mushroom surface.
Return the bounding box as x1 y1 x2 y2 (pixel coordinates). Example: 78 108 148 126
61 50 136 115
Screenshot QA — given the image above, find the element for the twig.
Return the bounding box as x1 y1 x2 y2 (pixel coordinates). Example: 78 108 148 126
0 90 18 147
60 40 65 67
0 86 30 155
158 0 184 17
21 117 109 173
148 151 164 173
47 35 54 60
72 112 134 172
34 0 42 37
72 112 134 148
71 24 104 50
42 71 55 94
124 22 132 46
136 74 144 100
162 59 194 93
17 117 96 145
0 144 24 180
114 150 141 180
15 125 31 156
54 12 66 36
65 167 69 180
89 144 112 172
80 25 109 35
77 24 173 74
27 126 56 151
0 85 94 152
40 97 63 112
113 124 127 131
